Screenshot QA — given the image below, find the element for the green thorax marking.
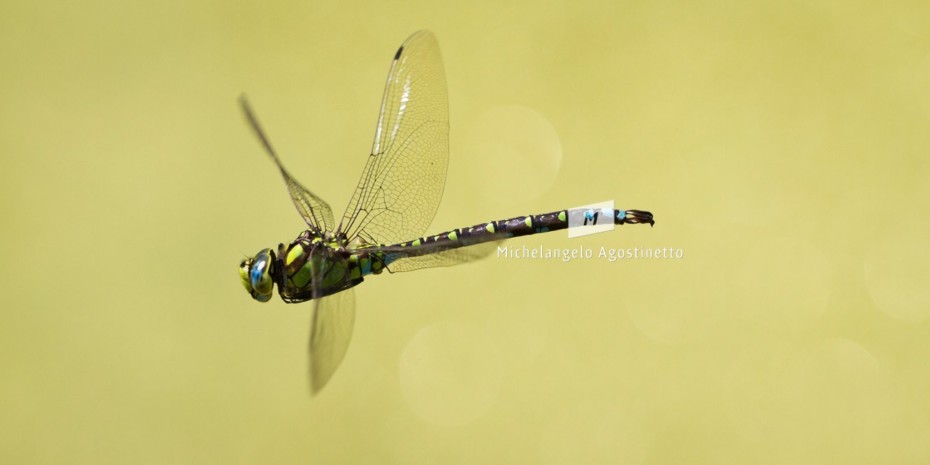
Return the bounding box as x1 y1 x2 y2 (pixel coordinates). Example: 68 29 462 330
281 231 360 293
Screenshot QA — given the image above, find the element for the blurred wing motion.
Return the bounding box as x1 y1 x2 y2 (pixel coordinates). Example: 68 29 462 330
308 268 356 394
240 95 335 234
338 30 449 246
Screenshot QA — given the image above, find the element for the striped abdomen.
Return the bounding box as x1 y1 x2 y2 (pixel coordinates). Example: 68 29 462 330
356 208 654 271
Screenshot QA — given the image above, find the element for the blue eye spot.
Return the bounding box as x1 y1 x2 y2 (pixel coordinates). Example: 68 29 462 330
250 257 266 286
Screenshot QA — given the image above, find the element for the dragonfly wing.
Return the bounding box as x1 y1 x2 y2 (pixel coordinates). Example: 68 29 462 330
240 95 335 234
306 243 356 394
338 30 449 246
380 240 503 273
308 286 356 394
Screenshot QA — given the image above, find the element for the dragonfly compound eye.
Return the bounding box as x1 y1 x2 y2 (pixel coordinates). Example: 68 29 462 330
243 249 275 302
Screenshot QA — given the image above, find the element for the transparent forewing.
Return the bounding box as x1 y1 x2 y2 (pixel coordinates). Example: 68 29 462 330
240 96 335 234
308 278 356 395
379 240 502 273
338 31 449 245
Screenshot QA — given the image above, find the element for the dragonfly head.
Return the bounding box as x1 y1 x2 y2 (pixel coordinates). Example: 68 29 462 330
239 248 276 302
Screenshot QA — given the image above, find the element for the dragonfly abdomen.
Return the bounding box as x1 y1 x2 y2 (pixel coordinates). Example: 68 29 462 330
372 208 654 266
482 208 654 239
405 208 652 245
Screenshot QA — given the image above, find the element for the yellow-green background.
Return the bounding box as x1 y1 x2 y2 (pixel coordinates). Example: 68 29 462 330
2 0 929 463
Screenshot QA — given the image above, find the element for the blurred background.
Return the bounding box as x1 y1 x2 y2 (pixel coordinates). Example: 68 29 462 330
2 0 930 463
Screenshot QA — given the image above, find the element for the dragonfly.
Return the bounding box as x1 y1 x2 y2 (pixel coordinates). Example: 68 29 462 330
238 30 655 394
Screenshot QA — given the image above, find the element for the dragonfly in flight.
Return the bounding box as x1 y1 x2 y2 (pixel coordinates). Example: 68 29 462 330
238 30 655 393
